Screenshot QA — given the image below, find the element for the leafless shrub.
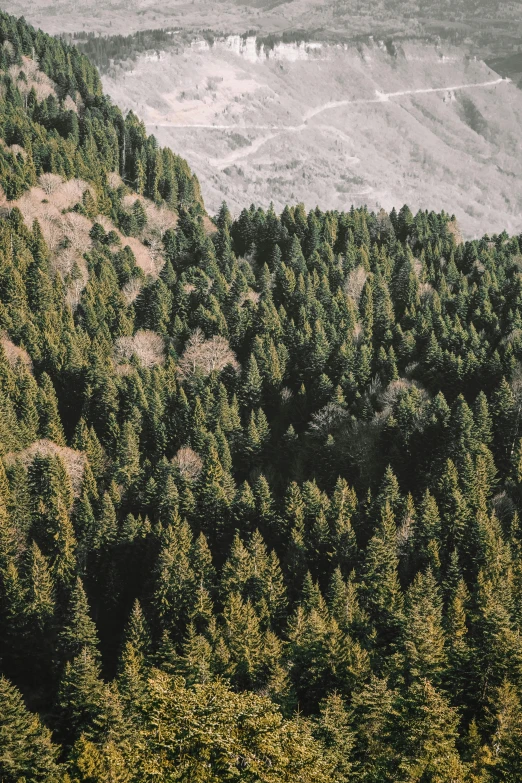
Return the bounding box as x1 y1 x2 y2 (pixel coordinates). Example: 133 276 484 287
122 237 157 277
172 446 203 481
39 173 63 196
344 266 367 303
11 57 57 102
65 275 88 311
379 378 429 418
510 365 522 401
59 212 93 254
96 215 158 277
7 63 22 81
378 378 413 409
4 439 87 496
15 180 92 229
55 179 92 211
374 208 394 238
122 194 139 210
146 236 164 270
0 334 33 373
122 195 176 240
94 216 115 233
503 328 522 346
114 330 165 368
342 417 383 479
122 277 143 305
368 375 383 400
0 139 26 159
177 329 239 378
15 184 157 280
202 214 218 235
41 215 64 254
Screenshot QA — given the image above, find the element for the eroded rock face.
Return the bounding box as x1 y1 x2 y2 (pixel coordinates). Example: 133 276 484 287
193 35 327 63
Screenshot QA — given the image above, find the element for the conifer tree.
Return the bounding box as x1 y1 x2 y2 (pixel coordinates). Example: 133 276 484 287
396 679 466 783
0 675 61 782
57 577 100 663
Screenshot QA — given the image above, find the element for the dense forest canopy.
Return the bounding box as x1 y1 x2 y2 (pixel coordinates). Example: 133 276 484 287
1 9 522 783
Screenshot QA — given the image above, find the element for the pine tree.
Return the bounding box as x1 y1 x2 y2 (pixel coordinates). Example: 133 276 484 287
36 373 66 445
361 502 404 652
403 569 446 683
396 679 466 783
221 591 263 689
153 516 194 633
490 680 522 782
350 675 398 782
0 675 61 782
57 577 100 663
57 648 106 745
314 692 353 782
115 420 141 488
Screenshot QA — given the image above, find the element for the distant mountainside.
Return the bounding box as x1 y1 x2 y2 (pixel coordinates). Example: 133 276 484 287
100 35 522 237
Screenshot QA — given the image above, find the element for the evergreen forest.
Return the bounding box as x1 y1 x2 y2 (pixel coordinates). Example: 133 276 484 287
1 10 522 783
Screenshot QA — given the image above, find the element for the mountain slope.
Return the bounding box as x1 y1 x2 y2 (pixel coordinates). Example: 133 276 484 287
2 10 522 783
102 36 522 237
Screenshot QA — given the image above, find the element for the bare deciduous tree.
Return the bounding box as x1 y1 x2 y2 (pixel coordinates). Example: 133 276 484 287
177 329 239 378
1 334 33 373
107 171 124 189
122 278 143 305
39 173 63 196
172 446 203 481
344 265 367 303
114 330 165 368
239 290 261 306
308 402 349 438
63 95 78 114
144 201 177 237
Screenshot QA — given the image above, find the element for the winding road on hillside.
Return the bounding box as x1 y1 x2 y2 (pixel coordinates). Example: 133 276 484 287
146 75 511 169
303 77 508 119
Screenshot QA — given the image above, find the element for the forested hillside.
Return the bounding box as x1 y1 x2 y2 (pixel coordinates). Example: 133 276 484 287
2 11 522 783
